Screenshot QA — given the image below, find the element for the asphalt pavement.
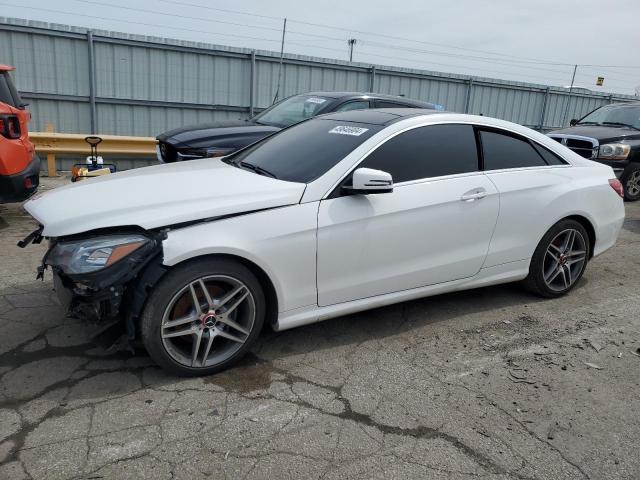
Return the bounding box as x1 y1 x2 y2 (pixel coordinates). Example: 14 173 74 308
1 176 639 479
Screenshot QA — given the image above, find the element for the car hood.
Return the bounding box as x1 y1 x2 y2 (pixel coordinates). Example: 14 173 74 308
25 160 306 237
548 125 640 144
157 120 281 148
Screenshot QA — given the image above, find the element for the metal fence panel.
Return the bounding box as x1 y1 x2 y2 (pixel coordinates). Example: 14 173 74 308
94 42 250 106
1 16 636 140
25 99 91 132
375 73 469 112
254 60 371 108
96 103 246 137
470 84 545 128
0 28 89 96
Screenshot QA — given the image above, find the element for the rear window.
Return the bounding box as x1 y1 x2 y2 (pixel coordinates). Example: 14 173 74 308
229 119 383 183
377 100 408 108
531 142 567 165
0 72 23 109
480 130 547 170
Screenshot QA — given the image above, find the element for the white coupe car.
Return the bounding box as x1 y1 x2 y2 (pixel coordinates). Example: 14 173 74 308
22 109 625 376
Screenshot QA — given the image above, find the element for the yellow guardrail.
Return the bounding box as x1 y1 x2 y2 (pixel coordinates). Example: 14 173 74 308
30 124 157 177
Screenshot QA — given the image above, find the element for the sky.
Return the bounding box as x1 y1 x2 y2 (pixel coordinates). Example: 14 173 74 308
2 0 640 95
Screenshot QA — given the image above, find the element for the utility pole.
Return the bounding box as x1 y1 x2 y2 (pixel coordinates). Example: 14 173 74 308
562 64 578 125
272 18 287 105
347 38 356 62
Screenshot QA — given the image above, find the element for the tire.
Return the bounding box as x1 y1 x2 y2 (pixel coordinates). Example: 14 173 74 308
621 166 640 202
523 219 590 298
140 257 265 377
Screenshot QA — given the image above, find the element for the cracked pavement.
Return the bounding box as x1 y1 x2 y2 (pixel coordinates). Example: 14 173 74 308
1 176 639 479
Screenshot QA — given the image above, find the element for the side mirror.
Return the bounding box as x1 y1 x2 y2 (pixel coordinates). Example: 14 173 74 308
569 118 578 126
343 168 393 194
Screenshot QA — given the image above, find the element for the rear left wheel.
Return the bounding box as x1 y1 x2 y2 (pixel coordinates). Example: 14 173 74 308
523 219 590 298
140 258 265 376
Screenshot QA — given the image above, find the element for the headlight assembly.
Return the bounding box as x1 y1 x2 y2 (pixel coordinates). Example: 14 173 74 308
598 143 630 160
46 235 150 275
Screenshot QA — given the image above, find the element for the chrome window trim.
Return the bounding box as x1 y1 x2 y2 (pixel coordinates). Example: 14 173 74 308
323 121 574 198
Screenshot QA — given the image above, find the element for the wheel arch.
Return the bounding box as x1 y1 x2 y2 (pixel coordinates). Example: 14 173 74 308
169 253 280 329
561 214 596 259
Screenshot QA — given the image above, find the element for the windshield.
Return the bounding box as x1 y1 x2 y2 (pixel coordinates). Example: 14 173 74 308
0 71 24 109
228 118 383 183
252 95 333 128
578 104 640 129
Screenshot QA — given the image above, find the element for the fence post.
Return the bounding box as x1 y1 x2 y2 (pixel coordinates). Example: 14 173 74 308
539 87 550 131
87 30 97 134
249 51 256 117
369 65 376 92
464 78 473 113
44 123 57 177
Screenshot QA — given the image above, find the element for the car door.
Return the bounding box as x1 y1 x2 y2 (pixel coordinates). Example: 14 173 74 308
316 123 500 307
477 128 573 268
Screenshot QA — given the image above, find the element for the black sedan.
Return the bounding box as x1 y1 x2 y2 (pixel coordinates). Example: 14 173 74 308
156 92 441 162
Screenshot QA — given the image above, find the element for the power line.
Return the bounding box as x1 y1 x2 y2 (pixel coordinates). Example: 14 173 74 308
273 37 574 84
4 2 636 94
154 0 284 22
337 45 576 84
61 0 640 78
70 0 350 44
151 0 574 65
68 0 633 79
359 40 574 76
0 3 284 45
152 0 640 69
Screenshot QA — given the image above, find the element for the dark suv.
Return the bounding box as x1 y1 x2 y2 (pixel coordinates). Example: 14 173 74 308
156 92 440 163
548 102 640 201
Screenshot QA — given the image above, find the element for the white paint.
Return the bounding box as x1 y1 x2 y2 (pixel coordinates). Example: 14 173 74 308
26 113 625 333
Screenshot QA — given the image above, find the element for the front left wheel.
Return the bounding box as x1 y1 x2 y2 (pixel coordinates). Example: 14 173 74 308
140 258 265 377
621 166 640 202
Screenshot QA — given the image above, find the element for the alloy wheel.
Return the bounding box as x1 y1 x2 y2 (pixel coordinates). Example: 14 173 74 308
160 275 255 368
626 170 640 197
542 228 587 292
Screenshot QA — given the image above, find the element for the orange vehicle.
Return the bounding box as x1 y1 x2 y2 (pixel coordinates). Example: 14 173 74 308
0 64 39 203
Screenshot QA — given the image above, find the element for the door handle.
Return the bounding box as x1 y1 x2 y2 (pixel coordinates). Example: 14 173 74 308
460 190 488 202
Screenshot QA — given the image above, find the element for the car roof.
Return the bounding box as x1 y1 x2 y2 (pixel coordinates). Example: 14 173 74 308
318 108 444 125
606 101 640 107
303 91 435 107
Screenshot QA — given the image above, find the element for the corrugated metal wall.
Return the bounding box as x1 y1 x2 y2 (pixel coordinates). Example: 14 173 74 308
1 16 636 139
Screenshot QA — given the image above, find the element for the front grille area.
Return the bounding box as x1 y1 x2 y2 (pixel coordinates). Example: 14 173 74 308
548 135 597 159
565 138 593 150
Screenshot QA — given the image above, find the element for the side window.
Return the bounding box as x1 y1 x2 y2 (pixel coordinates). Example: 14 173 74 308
480 130 547 170
334 100 370 112
359 124 478 183
531 142 567 165
376 100 406 109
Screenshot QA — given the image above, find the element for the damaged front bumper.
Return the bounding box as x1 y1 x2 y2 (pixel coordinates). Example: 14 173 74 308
19 228 168 349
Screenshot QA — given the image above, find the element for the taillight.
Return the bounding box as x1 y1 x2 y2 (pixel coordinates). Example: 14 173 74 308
609 178 624 198
0 115 21 139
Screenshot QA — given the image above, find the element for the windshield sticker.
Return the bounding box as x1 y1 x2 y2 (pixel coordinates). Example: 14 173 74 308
305 97 327 104
328 125 369 136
